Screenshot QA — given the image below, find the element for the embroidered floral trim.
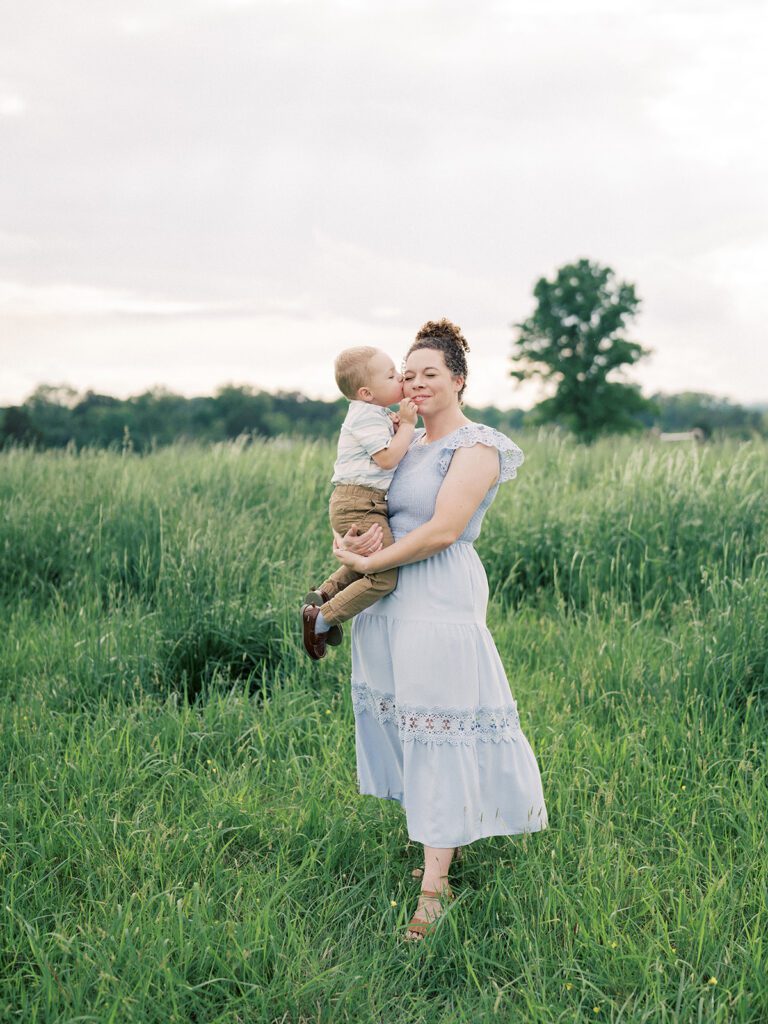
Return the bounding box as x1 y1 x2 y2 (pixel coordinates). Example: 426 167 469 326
437 424 524 483
351 680 522 746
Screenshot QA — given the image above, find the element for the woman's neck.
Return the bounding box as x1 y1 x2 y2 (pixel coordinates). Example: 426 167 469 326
420 407 471 444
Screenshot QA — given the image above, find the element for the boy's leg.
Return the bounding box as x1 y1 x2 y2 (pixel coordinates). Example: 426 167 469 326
315 484 391 600
320 563 398 625
314 564 361 603
320 490 398 626
312 487 367 600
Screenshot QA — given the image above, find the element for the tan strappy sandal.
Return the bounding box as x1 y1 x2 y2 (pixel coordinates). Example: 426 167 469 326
410 845 463 879
403 884 456 937
404 884 454 941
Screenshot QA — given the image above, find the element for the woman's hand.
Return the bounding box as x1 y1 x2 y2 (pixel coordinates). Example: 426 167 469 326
332 522 384 573
333 531 370 573
339 522 384 555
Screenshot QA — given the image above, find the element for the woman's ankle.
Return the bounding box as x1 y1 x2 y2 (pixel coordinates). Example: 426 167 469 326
421 873 450 894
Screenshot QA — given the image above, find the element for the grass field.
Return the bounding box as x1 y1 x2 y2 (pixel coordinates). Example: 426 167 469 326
1 432 767 1023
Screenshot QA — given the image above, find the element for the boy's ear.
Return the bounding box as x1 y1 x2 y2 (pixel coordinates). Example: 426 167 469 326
356 386 372 402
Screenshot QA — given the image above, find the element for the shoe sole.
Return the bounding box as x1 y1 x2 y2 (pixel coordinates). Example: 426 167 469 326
300 605 324 660
302 591 343 646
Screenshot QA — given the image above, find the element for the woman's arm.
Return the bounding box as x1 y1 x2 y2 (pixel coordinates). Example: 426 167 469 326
333 443 500 574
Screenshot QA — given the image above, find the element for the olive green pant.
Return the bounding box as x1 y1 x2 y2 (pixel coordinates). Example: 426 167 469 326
317 483 398 626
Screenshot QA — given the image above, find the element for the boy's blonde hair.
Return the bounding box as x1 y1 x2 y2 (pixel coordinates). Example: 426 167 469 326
334 346 380 401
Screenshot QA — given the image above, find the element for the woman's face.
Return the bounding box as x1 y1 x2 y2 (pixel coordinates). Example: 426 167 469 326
402 348 463 416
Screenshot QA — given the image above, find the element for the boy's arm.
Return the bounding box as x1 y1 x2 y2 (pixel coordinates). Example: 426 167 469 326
370 422 414 470
370 398 419 471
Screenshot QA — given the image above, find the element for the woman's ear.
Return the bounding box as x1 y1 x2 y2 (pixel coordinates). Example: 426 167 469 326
453 376 464 394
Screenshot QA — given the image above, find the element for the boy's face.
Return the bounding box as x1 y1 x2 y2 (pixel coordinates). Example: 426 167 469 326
359 351 404 406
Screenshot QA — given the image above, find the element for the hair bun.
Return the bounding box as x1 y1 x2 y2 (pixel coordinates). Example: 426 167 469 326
414 318 470 354
408 317 471 403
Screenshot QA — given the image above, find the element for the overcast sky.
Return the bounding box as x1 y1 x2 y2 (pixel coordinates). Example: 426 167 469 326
2 0 767 410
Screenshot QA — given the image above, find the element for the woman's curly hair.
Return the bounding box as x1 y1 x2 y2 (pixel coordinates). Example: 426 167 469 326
406 318 470 402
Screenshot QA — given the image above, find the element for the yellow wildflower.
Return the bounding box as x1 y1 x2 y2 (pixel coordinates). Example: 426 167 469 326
708 977 717 986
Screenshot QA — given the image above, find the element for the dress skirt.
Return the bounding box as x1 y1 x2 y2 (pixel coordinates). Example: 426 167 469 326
350 539 548 847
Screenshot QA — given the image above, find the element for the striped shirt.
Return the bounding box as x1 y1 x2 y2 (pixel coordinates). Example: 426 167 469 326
331 400 396 489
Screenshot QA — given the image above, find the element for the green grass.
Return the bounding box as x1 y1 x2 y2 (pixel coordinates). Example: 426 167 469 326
1 432 766 1023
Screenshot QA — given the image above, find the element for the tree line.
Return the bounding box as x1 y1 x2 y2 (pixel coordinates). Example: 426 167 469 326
2 259 764 450
1 382 762 453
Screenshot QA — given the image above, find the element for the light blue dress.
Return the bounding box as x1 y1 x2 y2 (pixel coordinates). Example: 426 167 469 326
351 423 549 847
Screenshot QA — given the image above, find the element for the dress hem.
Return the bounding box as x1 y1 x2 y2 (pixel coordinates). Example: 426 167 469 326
357 788 549 847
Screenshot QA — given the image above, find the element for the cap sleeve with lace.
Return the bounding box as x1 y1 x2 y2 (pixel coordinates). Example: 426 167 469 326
437 424 524 482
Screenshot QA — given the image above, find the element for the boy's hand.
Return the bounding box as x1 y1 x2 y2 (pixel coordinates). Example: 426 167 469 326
389 411 401 432
397 398 419 426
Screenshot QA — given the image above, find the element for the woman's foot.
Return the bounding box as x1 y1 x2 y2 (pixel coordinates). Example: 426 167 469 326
404 883 453 942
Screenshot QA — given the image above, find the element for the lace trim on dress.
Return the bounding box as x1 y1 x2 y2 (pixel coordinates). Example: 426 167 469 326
351 680 522 746
436 424 524 483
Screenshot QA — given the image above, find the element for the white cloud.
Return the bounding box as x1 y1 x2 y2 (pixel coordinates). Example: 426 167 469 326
0 93 25 117
0 0 766 407
0 280 240 317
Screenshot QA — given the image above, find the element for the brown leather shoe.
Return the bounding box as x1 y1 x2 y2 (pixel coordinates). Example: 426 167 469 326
302 590 343 647
301 604 327 661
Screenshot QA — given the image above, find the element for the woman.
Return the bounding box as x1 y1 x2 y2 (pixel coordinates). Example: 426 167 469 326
333 319 548 942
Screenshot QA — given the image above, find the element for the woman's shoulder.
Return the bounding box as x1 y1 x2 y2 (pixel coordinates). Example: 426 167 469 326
437 422 524 482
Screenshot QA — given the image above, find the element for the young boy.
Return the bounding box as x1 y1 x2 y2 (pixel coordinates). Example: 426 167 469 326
301 346 418 660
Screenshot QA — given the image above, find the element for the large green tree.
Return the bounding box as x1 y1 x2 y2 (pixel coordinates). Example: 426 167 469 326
511 259 655 442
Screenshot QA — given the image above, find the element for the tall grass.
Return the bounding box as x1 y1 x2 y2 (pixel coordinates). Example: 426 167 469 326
1 432 766 1022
